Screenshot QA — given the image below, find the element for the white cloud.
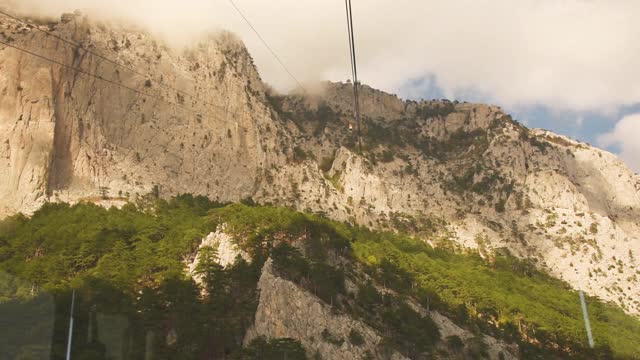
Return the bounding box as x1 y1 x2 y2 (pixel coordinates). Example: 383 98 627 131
598 113 640 172
2 0 640 113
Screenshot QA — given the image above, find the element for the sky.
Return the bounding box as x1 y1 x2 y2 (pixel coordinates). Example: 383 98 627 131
2 0 639 171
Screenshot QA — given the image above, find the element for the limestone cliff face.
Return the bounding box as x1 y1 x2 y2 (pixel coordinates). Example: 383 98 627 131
245 259 408 360
245 259 518 360
0 12 280 215
1 12 639 317
185 225 250 286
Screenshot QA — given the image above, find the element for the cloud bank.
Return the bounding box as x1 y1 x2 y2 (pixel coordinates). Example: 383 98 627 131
598 113 640 172
2 0 638 114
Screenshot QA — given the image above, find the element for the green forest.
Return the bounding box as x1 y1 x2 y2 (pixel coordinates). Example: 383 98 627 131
0 196 294 359
0 198 639 359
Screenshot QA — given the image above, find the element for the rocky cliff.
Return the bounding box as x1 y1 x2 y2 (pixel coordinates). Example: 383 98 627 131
244 258 518 360
0 11 278 216
1 9 639 327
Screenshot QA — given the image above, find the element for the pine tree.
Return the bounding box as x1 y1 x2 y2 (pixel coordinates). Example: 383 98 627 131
98 186 110 199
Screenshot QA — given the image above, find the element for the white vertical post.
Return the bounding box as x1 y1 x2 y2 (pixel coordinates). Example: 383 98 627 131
65 289 76 360
575 268 594 349
579 290 595 348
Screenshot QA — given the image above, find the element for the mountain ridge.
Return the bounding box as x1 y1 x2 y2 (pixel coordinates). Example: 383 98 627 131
1 9 639 322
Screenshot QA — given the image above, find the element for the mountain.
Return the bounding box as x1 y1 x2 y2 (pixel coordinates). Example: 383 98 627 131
1 10 640 359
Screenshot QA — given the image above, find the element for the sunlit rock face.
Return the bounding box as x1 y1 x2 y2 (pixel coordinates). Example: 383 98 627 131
186 226 249 286
0 12 278 216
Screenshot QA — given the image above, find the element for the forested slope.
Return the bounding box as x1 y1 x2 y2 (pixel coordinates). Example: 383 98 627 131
0 197 639 359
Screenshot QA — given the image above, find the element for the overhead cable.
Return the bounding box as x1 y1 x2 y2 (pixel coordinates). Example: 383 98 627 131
0 38 242 128
227 0 307 93
0 9 243 118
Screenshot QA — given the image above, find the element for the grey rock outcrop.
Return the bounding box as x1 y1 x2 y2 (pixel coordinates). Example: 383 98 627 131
245 258 408 360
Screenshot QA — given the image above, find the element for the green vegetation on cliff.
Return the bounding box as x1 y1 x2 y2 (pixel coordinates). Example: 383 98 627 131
211 204 640 359
0 196 289 359
0 200 639 359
